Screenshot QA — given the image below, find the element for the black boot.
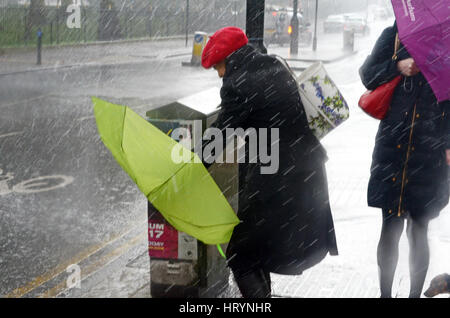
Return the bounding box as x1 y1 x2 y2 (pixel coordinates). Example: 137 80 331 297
233 268 271 298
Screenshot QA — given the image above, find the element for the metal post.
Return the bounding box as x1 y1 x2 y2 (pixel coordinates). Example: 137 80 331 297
234 0 237 26
246 0 266 53
306 0 310 21
185 0 189 47
166 12 169 36
37 28 42 65
82 1 86 43
366 0 369 21
83 7 87 43
312 0 318 51
24 14 27 45
290 0 299 55
56 8 59 44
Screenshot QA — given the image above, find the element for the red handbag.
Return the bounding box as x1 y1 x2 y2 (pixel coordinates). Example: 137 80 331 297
358 75 402 119
358 33 401 120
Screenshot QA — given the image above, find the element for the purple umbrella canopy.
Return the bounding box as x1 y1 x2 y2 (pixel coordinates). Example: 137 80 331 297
391 0 450 102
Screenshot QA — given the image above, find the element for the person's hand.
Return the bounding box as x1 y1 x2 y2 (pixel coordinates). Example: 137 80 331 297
446 149 450 166
397 58 420 77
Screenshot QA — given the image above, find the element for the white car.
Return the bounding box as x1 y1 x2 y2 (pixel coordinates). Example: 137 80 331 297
344 16 370 35
323 15 346 33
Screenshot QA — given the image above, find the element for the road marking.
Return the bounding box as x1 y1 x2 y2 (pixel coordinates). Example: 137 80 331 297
4 218 146 298
128 54 158 59
0 131 23 139
77 115 95 121
164 52 191 59
40 232 147 298
13 175 74 194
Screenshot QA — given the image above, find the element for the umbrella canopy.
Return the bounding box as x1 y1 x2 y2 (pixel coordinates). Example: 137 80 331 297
92 97 239 245
391 0 449 102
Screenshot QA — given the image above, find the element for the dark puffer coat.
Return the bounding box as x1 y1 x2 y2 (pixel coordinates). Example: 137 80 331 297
359 23 450 220
204 44 338 276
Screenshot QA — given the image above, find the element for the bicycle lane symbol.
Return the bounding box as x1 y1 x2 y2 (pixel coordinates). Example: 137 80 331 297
0 169 74 195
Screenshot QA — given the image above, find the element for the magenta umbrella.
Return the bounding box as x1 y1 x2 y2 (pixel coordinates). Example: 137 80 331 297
391 0 449 102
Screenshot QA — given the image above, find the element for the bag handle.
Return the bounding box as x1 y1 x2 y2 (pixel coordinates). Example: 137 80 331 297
392 33 399 61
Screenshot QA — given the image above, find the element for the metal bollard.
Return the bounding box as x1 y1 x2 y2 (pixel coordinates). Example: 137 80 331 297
37 28 43 65
343 28 354 52
181 32 208 67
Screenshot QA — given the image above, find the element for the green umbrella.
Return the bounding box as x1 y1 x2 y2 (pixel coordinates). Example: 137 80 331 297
92 97 239 245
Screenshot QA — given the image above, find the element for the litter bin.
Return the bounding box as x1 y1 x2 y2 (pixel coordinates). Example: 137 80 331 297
146 87 238 297
343 27 355 52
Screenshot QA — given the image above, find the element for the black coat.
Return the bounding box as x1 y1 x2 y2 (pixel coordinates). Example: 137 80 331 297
359 23 450 220
205 44 338 275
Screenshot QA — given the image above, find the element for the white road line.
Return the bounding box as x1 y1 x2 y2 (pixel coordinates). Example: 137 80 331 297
77 115 95 121
0 131 23 139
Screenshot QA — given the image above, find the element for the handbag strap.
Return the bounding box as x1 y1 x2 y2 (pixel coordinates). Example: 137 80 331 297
392 33 399 61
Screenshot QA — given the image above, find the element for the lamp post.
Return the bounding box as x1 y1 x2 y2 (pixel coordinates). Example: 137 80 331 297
246 0 266 53
290 0 299 55
312 0 318 51
232 0 238 26
185 0 189 47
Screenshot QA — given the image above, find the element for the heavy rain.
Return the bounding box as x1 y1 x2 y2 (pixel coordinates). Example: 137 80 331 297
0 0 449 302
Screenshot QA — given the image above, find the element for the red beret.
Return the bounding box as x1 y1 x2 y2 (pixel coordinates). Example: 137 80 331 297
201 27 248 69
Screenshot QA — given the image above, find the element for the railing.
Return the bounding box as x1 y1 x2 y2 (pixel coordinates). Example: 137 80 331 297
0 2 247 48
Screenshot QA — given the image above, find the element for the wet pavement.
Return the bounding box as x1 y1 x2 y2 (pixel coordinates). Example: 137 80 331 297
0 40 220 297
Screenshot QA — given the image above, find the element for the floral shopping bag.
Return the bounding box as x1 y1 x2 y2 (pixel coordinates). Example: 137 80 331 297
275 56 350 139
296 62 349 139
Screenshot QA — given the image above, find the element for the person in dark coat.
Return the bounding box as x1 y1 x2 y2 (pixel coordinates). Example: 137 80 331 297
359 22 450 298
201 27 338 298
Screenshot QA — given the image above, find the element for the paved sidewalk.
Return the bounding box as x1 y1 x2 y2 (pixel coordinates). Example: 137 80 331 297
64 49 450 299
0 30 358 76
266 28 365 70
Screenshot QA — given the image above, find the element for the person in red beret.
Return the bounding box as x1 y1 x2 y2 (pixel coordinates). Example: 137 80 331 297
201 27 338 298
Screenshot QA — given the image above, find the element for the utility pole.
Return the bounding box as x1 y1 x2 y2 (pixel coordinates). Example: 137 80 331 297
246 0 266 53
185 0 189 47
312 0 318 51
290 0 299 55
366 0 369 21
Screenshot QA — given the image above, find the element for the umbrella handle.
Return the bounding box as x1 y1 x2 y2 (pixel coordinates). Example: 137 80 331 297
216 244 226 259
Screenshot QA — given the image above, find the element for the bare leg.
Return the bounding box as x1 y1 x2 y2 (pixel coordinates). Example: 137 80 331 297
377 211 405 298
406 217 430 298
